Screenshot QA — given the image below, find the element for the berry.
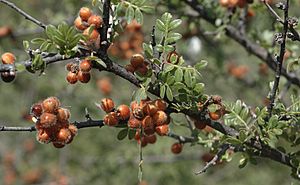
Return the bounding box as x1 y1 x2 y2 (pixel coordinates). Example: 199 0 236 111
128 117 142 128
100 98 115 113
142 103 158 116
125 64 135 73
171 143 183 154
80 60 92 72
194 119 207 130
1 71 16 83
133 107 144 120
39 113 57 128
136 64 148 76
145 134 156 144
153 111 168 126
79 7 92 21
144 127 155 136
87 15 103 28
83 27 100 41
74 17 87 30
42 97 60 113
130 101 140 111
209 111 222 120
77 71 91 83
130 54 144 68
68 124 78 136
116 104 130 120
142 116 154 129
66 71 78 84
56 128 72 144
155 125 169 136
36 129 51 144
30 103 43 117
57 108 70 122
103 112 119 126
1 52 15 64
52 142 65 148
154 99 167 111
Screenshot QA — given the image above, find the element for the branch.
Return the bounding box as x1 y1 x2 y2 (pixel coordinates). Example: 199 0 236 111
99 0 111 53
0 0 47 29
267 0 290 119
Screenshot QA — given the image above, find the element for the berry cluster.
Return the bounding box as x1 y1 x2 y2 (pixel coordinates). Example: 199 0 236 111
108 20 143 59
74 7 102 43
125 54 149 76
31 97 78 148
65 59 92 84
1 52 16 83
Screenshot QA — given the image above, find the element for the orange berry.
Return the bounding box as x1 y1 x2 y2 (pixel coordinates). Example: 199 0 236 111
128 117 142 128
145 134 156 144
130 54 144 68
68 124 78 136
153 111 168 126
142 103 157 116
80 60 92 72
100 98 115 113
130 101 140 111
87 15 103 28
209 111 222 120
36 129 51 144
155 125 169 136
133 107 145 120
116 104 131 120
103 112 119 126
42 97 60 113
57 108 70 122
77 71 91 83
125 64 136 73
142 115 154 129
74 17 87 30
56 128 72 144
1 52 15 64
154 99 167 111
83 27 100 41
171 143 183 154
39 113 57 128
79 7 92 21
66 71 78 84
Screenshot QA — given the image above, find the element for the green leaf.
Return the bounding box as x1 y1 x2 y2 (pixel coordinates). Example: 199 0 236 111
133 88 147 102
174 68 183 82
140 6 154 13
194 83 205 94
128 129 136 140
195 60 208 71
160 84 166 98
161 13 172 25
117 128 128 140
143 43 153 58
164 64 175 73
45 25 57 40
23 40 30 50
135 8 143 24
126 6 135 23
31 38 45 45
166 85 173 101
166 32 182 43
156 19 166 32
15 63 26 72
164 45 174 52
184 70 193 88
169 19 182 30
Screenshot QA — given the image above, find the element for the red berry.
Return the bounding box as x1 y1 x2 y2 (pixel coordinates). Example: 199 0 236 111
77 71 91 83
103 112 119 126
130 54 144 68
171 143 183 154
153 111 168 126
87 15 103 28
100 98 115 113
116 104 131 120
80 60 92 72
42 97 60 113
30 103 43 117
39 113 57 128
66 72 78 84
155 125 169 136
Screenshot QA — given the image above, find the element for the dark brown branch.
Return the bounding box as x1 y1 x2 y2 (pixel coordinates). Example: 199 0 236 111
0 0 46 29
99 0 111 53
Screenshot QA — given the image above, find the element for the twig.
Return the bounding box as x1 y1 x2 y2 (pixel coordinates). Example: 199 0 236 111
99 0 111 53
167 132 197 143
267 0 290 119
0 0 46 29
195 144 230 175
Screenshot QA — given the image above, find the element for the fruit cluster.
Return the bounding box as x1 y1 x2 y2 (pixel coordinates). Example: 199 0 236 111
1 52 16 83
108 20 144 59
30 97 78 148
125 54 149 76
74 7 102 43
65 59 92 84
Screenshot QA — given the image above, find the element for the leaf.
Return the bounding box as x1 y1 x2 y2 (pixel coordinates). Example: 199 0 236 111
117 128 128 140
133 88 147 102
126 6 135 23
95 58 107 68
160 84 166 98
166 85 173 101
174 68 183 82
161 13 172 25
164 64 175 73
15 63 26 72
195 60 208 71
140 6 154 13
239 157 248 169
31 38 45 45
169 19 182 30
143 43 153 58
45 25 57 40
135 8 143 24
156 19 166 32
128 129 136 140
194 83 205 94
184 69 192 88
166 32 182 43
23 40 29 50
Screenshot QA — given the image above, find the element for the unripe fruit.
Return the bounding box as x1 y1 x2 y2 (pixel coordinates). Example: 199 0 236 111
142 116 154 129
42 97 60 113
36 129 51 144
116 104 130 120
1 71 16 83
83 27 100 41
154 99 167 111
130 54 144 68
128 117 142 128
171 143 183 154
100 98 115 113
52 142 65 148
74 17 87 30
142 104 158 116
77 71 91 83
80 60 92 72
56 128 72 144
209 111 222 120
30 103 43 117
155 125 169 136
104 112 119 126
153 111 168 126
39 113 57 128
125 64 135 73
1 52 15 64
88 15 103 28
66 72 78 84
79 7 92 21
57 108 70 122
68 124 78 136
145 134 156 144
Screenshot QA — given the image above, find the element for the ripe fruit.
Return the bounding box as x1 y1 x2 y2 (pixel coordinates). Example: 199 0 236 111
80 60 92 72
53 142 65 148
130 101 140 111
130 54 144 68
116 104 131 120
74 17 87 30
39 113 57 128
42 97 60 113
133 107 144 120
145 134 156 144
1 52 16 64
1 71 16 83
209 110 222 120
79 7 92 21
68 124 78 136
128 117 142 128
125 64 135 73
144 127 155 136
83 27 100 41
36 129 51 144
142 116 154 129
155 125 169 136
171 143 183 154
154 99 167 111
77 71 91 83
136 64 148 75
56 128 72 143
57 108 70 122
153 111 168 126
142 104 157 116
88 15 103 28
30 103 43 117
100 98 115 113
104 112 119 126
66 72 78 84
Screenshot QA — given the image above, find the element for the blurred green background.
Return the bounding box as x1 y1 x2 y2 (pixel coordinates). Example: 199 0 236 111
0 0 299 184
